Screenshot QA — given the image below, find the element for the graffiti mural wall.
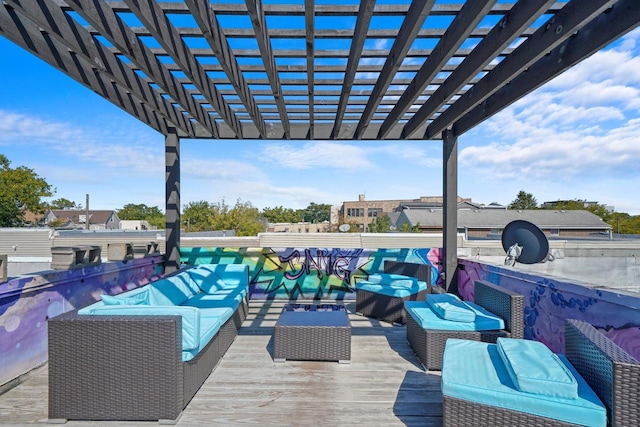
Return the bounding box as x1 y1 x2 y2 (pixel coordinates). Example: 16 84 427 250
181 247 442 299
458 258 640 360
0 258 163 387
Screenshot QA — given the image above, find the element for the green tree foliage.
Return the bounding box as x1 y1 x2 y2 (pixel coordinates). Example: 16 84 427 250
369 214 391 233
209 199 264 236
299 202 331 223
508 190 538 210
182 200 213 232
261 205 303 223
48 198 81 210
117 203 164 229
0 154 54 227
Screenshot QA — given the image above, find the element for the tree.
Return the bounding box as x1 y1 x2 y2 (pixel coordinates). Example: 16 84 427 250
117 203 164 229
299 202 331 223
261 205 302 223
209 199 264 236
183 200 213 232
48 198 81 210
0 154 54 227
508 190 538 210
369 214 391 233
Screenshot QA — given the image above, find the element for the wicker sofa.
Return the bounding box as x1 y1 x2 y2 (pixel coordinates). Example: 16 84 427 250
405 280 524 370
442 319 640 426
47 263 250 424
355 260 432 324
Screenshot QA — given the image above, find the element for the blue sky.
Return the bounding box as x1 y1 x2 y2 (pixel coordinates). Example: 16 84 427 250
1 25 639 215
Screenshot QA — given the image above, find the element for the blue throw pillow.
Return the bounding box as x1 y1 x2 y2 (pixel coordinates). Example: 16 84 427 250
101 295 146 305
497 338 578 398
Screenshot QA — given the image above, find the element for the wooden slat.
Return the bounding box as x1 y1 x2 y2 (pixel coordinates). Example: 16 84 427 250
377 0 496 140
122 0 242 137
425 0 615 140
352 0 435 139
65 0 219 138
0 300 442 426
401 0 557 139
187 0 267 138
453 0 640 137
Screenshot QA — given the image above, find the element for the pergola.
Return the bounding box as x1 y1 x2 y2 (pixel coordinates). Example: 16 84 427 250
2 1 638 289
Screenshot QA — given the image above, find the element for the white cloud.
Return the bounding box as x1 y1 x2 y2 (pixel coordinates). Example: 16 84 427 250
258 141 377 170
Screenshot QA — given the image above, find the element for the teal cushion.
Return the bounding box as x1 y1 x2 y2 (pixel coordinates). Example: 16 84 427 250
442 339 606 427
429 300 476 322
427 293 461 303
366 274 419 290
497 338 578 399
101 295 146 305
147 276 195 305
189 264 249 293
356 279 426 298
405 301 504 331
79 305 201 351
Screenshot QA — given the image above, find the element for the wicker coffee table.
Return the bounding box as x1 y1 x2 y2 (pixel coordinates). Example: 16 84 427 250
274 304 351 363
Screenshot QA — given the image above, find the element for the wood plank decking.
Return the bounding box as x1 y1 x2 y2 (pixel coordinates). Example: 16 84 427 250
0 300 443 426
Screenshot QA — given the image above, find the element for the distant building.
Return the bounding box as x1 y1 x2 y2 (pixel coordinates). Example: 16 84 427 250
43 209 120 230
395 205 612 239
339 194 472 232
267 221 331 233
120 220 155 231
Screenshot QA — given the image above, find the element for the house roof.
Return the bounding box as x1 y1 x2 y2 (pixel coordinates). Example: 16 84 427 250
2 2 637 140
48 210 117 225
400 209 612 230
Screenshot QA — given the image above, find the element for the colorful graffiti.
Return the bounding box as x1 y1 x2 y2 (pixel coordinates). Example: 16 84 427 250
458 258 640 360
0 257 163 387
181 246 442 299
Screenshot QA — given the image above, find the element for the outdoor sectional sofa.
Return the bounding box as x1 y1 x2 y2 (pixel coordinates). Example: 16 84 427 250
355 260 432 324
441 319 640 426
405 280 524 370
47 263 250 424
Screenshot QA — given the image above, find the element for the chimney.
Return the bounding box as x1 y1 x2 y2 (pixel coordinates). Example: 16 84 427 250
358 194 365 202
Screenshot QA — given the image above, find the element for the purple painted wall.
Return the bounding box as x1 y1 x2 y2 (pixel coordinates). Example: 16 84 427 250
0 257 163 387
458 258 640 359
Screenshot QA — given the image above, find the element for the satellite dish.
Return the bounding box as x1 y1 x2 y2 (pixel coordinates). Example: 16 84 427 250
501 220 551 265
338 224 350 232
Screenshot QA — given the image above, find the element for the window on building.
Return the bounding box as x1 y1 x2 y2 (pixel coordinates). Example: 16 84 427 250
347 208 364 217
550 229 560 236
368 208 382 217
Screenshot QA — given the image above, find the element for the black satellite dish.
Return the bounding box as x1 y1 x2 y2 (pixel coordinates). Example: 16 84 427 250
501 220 550 265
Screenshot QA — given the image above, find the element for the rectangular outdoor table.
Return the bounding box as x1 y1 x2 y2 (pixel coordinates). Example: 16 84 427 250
274 304 351 363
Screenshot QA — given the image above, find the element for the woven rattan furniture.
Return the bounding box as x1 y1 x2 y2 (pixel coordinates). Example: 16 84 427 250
274 304 351 363
48 265 250 424
356 260 431 324
442 319 640 426
564 319 640 426
406 280 524 371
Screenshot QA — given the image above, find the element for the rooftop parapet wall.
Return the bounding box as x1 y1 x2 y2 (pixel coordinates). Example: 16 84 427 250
458 258 640 361
0 256 163 389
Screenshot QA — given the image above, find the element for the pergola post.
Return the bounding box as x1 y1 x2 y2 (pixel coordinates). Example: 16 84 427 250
165 127 181 274
442 129 458 293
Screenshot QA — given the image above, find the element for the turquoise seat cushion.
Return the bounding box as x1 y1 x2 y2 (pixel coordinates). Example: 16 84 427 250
188 264 249 294
366 273 417 287
442 339 606 427
427 297 476 323
183 292 242 312
497 338 578 399
180 301 235 324
101 294 146 305
405 301 504 331
78 305 202 352
147 275 198 306
356 281 426 298
182 315 222 362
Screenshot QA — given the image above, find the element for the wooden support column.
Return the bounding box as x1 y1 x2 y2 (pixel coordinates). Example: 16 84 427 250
442 129 458 293
165 127 181 274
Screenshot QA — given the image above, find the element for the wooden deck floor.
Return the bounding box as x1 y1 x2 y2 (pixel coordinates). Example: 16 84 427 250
0 300 443 426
